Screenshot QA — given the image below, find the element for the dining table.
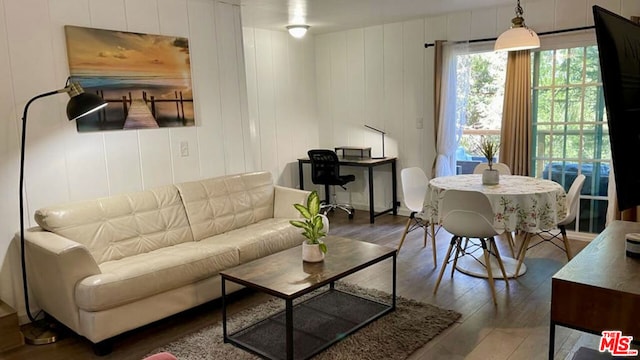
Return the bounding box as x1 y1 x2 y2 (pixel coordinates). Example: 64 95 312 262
426 174 567 278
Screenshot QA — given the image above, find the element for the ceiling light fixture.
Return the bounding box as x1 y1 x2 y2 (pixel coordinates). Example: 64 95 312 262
286 25 310 38
495 0 540 51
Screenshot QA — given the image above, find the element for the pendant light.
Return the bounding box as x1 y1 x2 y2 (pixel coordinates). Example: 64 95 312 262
495 0 540 51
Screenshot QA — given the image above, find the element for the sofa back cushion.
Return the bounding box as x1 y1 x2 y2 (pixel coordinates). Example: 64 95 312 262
34 185 193 264
175 171 274 241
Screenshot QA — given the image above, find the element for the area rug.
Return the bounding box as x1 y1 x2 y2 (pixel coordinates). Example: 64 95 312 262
147 283 461 360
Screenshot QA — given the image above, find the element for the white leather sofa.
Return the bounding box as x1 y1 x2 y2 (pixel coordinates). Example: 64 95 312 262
21 171 309 351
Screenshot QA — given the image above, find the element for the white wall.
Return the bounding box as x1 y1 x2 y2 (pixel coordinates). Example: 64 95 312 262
0 0 253 310
242 28 319 189
312 0 637 212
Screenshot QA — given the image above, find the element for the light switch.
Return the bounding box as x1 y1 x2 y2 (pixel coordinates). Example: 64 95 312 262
180 141 189 157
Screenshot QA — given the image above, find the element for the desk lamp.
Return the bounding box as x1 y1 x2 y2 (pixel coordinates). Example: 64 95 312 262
364 124 386 159
19 78 107 344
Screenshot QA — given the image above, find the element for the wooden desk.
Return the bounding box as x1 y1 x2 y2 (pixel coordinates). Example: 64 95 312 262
298 157 397 223
550 220 640 359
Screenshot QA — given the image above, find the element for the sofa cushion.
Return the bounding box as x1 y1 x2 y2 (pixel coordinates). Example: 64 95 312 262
75 242 239 311
202 218 304 263
176 172 275 241
34 185 194 264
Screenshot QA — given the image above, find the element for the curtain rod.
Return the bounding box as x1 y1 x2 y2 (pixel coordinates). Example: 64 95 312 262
424 25 595 48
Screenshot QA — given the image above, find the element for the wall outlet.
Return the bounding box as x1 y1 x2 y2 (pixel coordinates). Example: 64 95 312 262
180 141 189 157
416 117 423 129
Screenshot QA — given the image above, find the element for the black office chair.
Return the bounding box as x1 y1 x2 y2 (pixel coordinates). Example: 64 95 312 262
307 149 356 218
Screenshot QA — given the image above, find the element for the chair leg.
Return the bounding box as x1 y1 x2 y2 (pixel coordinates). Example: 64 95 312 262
451 239 461 278
481 239 498 306
515 232 532 278
559 225 573 260
505 232 516 258
423 224 428 248
434 236 456 295
490 238 509 287
431 223 437 266
397 214 414 252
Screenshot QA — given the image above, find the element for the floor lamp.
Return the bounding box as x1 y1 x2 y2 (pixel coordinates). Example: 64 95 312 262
19 79 107 344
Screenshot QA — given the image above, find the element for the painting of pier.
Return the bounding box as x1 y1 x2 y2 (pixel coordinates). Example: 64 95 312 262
64 25 194 132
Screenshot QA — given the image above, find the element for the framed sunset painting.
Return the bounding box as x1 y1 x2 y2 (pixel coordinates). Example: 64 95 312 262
64 25 195 132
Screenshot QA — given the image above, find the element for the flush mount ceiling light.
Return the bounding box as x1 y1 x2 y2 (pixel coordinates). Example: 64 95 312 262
286 25 310 38
495 0 540 51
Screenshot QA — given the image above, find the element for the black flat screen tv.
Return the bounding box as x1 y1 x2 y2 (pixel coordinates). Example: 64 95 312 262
593 5 640 211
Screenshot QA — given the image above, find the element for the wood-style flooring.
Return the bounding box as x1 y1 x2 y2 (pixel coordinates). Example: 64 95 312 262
1 212 600 360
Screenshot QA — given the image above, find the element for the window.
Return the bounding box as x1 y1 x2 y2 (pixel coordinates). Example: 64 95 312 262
455 51 507 173
531 45 610 233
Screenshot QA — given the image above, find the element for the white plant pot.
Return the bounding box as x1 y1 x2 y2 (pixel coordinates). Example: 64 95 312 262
482 169 500 185
302 241 325 262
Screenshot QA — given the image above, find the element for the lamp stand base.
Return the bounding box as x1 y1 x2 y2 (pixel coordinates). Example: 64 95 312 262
20 318 63 345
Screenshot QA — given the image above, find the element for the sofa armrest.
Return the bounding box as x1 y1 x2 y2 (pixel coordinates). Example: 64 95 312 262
22 228 101 332
274 186 311 219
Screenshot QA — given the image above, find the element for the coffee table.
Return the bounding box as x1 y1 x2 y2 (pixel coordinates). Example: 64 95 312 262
220 236 397 360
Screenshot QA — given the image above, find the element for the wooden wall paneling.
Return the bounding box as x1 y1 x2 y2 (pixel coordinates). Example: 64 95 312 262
402 19 425 171
446 12 471 41
287 36 317 171
471 8 498 40
124 0 158 34
272 31 293 185
329 33 349 149
344 29 367 206
6 0 71 216
88 0 127 30
138 130 174 189
382 22 403 159
254 29 279 181
526 0 556 33
187 0 225 179
621 0 640 18
242 28 263 173
103 132 143 193
364 26 384 158
555 0 589 29
125 0 176 190
587 1 621 25
158 0 200 184
170 127 200 184
88 0 143 195
299 38 319 154
214 1 247 175
49 0 110 202
157 0 189 37
346 29 365 147
0 0 19 266
234 5 254 174
315 34 333 151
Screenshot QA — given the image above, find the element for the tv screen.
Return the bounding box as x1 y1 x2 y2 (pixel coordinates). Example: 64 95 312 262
593 6 640 211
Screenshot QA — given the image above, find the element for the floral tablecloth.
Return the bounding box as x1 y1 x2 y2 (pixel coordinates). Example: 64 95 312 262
427 174 567 232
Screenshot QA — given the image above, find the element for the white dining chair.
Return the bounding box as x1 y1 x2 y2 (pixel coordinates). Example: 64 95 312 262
397 167 437 264
473 162 512 175
514 174 586 277
433 189 509 306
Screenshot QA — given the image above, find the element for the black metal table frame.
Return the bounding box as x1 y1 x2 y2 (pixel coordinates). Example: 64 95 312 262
297 157 398 223
221 252 397 360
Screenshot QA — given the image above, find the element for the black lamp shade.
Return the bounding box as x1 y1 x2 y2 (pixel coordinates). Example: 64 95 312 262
66 92 107 121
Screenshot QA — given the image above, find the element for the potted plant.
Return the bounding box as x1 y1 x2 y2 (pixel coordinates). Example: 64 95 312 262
290 190 328 262
479 137 500 185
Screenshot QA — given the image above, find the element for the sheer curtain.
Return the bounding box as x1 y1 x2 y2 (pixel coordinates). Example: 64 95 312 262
435 43 468 177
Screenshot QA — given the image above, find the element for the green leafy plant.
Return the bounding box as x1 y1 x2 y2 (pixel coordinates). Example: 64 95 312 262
289 191 328 253
479 137 498 170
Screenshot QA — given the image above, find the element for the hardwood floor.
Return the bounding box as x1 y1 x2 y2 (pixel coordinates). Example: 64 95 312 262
1 213 596 360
